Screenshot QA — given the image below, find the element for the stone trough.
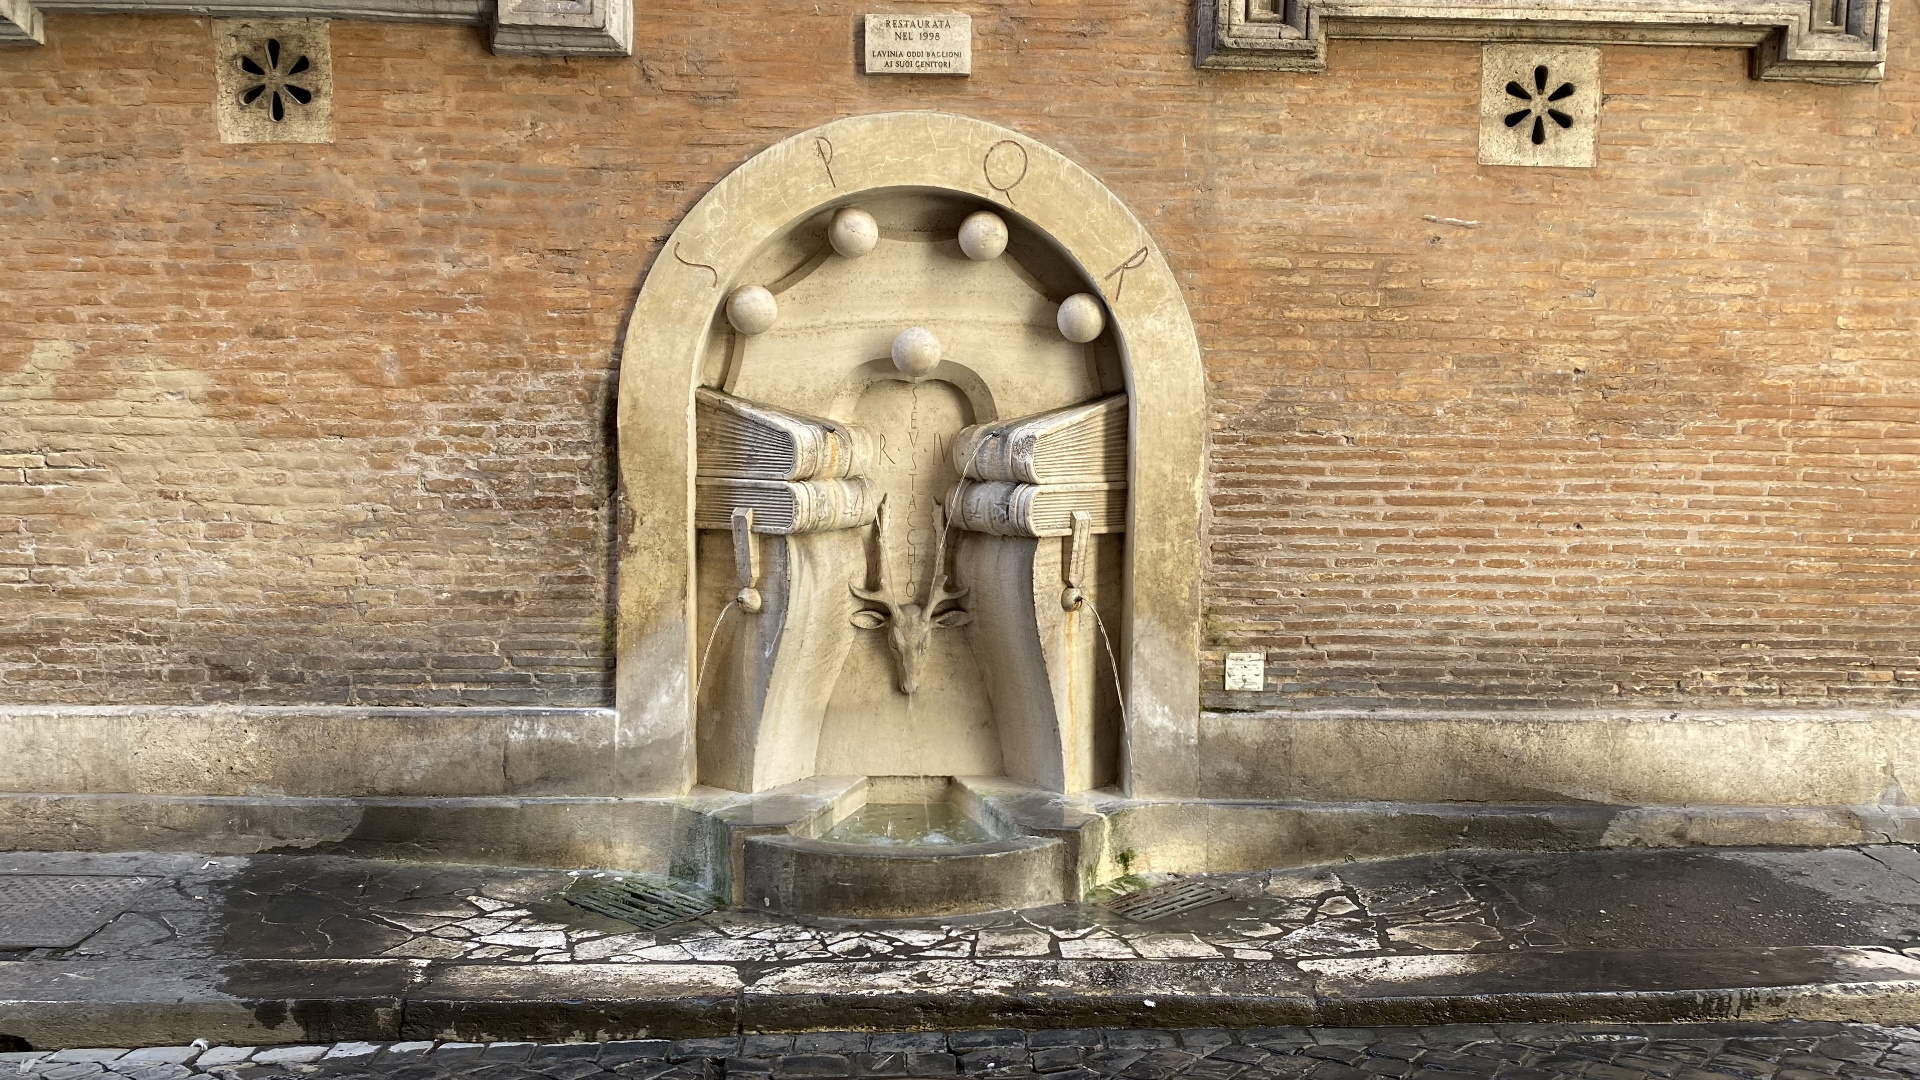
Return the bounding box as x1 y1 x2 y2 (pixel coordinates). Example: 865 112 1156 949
718 776 1092 919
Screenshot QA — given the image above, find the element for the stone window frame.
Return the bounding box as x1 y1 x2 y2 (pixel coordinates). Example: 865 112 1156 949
613 112 1209 800
1197 0 1888 83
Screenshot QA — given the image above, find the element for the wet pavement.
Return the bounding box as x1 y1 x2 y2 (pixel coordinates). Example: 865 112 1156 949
6 846 1917 966
2 847 1918 1048
5 1023 1920 1080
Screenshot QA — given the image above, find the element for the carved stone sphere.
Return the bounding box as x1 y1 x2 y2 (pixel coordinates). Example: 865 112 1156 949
1056 292 1106 343
726 285 779 336
957 210 1009 261
891 327 942 378
829 207 879 258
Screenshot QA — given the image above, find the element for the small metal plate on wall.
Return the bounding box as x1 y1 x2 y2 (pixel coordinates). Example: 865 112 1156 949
566 878 714 931
1101 878 1235 923
0 875 167 948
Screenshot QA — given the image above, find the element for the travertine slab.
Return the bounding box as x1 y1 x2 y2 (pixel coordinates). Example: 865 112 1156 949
863 13 970 75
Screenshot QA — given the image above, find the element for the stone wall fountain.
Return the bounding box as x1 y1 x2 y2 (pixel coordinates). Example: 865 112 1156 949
685 192 1131 917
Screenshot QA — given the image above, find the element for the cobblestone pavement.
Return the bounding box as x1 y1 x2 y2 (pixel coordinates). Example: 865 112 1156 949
5 1024 1919 1080
5 846 1919 967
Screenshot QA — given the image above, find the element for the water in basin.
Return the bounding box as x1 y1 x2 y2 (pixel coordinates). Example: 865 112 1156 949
819 801 996 847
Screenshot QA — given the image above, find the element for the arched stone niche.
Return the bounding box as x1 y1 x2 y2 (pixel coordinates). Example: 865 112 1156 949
615 112 1204 800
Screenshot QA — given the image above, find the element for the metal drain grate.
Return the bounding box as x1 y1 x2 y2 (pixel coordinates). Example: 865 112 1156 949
1101 877 1234 923
566 877 715 931
0 874 168 948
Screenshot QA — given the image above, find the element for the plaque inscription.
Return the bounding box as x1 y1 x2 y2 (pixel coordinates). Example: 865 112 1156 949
864 13 971 76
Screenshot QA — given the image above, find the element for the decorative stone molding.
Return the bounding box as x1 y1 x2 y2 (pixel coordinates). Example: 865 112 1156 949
0 0 44 44
6 0 629 55
1196 0 1889 84
491 0 630 56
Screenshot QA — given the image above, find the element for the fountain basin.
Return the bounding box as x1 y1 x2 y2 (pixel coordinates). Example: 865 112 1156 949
739 776 1070 918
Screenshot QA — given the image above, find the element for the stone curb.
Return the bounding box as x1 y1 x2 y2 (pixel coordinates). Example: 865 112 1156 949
5 948 1920 1049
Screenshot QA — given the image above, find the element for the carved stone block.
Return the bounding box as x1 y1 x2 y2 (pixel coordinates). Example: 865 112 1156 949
1478 45 1599 169
214 19 332 145
492 0 631 56
0 0 43 45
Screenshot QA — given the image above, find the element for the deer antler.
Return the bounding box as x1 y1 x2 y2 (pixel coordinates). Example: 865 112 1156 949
850 495 900 614
925 503 968 612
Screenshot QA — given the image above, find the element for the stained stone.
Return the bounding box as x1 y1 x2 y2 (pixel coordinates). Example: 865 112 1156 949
958 210 1009 261
1056 293 1105 343
828 208 877 258
726 286 778 336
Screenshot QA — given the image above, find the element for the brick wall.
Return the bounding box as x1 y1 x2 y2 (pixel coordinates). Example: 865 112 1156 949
1 0 1915 707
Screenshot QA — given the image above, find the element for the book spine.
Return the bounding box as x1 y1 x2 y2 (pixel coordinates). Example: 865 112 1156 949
951 425 1038 484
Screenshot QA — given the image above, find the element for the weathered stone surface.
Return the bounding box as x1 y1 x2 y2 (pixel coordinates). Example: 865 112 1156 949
404 964 741 1042
212 19 331 144
1304 947 1920 1025
1478 45 1600 168
742 959 1318 1030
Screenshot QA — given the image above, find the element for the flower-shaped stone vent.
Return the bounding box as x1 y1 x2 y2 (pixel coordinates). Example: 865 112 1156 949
236 38 314 123
215 20 332 145
1503 64 1576 146
1478 45 1598 168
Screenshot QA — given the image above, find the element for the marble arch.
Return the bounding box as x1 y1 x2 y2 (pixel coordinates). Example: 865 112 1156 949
614 111 1205 799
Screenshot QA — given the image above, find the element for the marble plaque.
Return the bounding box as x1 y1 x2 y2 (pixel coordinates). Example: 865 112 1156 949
864 13 971 76
1224 652 1266 692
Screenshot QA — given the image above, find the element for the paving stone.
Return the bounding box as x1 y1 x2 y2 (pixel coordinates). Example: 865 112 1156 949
50 1053 130 1065
481 1045 537 1064
952 1033 1028 1052
1084 1050 1147 1074
869 1035 947 1054
721 1060 770 1076
118 1049 203 1067
379 1044 438 1064
39 1064 108 1080
1108 1033 1179 1051
850 1052 909 1077
667 1041 736 1062
741 1037 795 1057
959 1049 1029 1073
378 1064 450 1080
599 1044 670 1066
1304 1063 1371 1080
1181 1033 1235 1054
771 1054 851 1078
900 1053 958 1076
526 1046 603 1065
123 1065 195 1080
464 1064 535 1080
1030 1048 1084 1072
793 1036 867 1055
428 1046 489 1066
532 1061 606 1080
1029 1032 1106 1050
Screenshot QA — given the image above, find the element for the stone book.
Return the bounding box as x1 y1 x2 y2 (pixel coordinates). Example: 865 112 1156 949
951 394 1127 484
696 388 874 481
945 479 1126 537
695 477 878 534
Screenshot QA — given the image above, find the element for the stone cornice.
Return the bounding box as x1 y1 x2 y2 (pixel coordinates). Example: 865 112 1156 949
1197 0 1889 83
3 0 628 54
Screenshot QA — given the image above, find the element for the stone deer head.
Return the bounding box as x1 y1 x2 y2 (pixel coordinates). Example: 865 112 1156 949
849 496 970 695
